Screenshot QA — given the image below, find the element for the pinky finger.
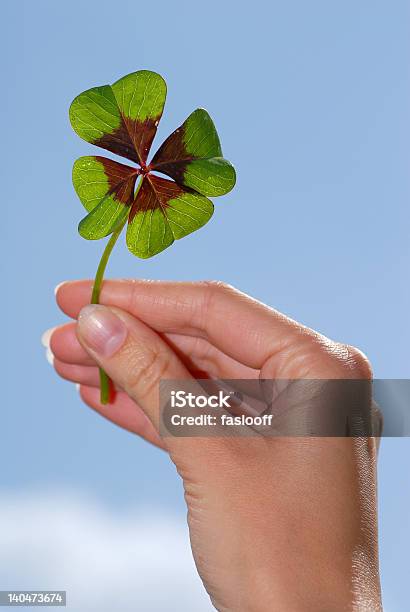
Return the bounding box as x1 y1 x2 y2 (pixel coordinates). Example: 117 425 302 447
54 359 101 387
78 385 167 451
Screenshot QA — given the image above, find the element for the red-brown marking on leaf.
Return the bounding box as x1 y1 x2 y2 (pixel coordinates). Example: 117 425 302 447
114 174 138 204
94 115 161 166
97 156 139 204
150 160 188 184
150 124 195 183
128 175 185 221
124 116 161 165
150 127 188 166
94 123 139 164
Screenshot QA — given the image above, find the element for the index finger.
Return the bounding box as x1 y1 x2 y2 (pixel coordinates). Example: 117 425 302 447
56 279 312 369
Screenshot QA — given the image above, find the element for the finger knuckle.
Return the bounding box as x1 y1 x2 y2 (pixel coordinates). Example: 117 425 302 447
340 343 373 379
201 279 233 293
196 280 236 330
312 339 373 379
129 279 148 313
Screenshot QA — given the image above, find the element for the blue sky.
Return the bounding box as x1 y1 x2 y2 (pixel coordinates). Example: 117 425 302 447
2 1 410 609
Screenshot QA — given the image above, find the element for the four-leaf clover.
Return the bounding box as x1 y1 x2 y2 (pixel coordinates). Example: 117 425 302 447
69 70 236 258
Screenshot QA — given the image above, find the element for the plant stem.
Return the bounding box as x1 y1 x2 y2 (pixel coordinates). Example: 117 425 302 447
91 177 143 405
91 213 127 404
91 215 127 305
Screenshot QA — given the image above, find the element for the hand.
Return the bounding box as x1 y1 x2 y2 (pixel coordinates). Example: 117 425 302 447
46 280 382 611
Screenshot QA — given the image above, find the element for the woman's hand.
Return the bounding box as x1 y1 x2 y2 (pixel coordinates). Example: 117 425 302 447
45 279 382 611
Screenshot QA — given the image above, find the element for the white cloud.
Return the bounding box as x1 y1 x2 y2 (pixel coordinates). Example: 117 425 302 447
0 489 212 611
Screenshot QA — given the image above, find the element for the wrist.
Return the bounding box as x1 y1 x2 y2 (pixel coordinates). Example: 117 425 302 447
218 560 381 612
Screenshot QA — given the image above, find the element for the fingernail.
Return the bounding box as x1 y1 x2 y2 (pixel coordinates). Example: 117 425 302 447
41 327 57 348
75 383 80 393
46 346 54 366
77 305 127 357
54 281 67 297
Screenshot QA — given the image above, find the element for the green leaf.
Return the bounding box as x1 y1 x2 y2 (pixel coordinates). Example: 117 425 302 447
150 108 236 196
111 71 167 164
78 197 127 240
74 156 138 240
69 70 166 165
126 175 214 258
72 156 137 212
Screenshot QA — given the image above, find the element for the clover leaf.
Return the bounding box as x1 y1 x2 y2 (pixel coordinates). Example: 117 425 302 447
69 70 236 403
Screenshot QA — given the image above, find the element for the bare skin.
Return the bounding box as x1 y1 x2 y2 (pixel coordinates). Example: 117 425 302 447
47 279 382 611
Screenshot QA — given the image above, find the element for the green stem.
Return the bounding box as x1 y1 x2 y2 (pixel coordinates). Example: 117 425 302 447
91 177 143 405
91 213 127 404
91 215 127 305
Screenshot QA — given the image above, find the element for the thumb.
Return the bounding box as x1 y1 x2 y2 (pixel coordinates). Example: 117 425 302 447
76 304 192 429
